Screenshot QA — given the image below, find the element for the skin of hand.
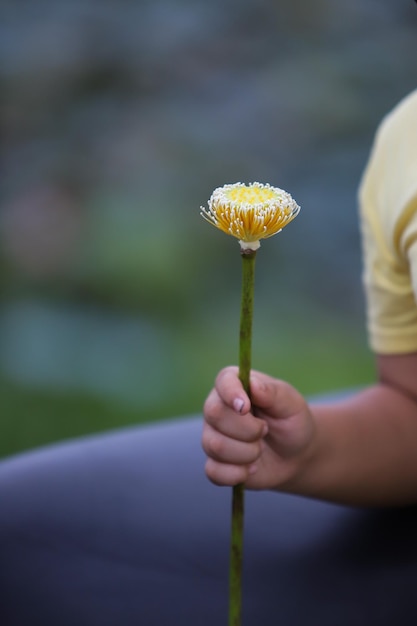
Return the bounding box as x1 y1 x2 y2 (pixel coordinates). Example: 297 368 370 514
202 366 316 491
202 354 417 506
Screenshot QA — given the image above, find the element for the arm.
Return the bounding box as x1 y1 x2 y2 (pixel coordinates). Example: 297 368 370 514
202 354 417 507
288 352 417 506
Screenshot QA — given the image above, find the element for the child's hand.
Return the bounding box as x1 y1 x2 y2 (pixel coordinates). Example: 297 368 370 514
202 366 316 490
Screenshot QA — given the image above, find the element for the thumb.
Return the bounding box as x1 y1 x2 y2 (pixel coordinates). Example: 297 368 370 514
249 372 306 421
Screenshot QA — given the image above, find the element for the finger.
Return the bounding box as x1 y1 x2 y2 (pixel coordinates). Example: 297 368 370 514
250 372 306 421
205 457 257 487
204 391 267 442
215 366 251 414
202 423 262 464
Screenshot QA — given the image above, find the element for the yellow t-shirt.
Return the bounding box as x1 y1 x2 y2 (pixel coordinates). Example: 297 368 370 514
359 89 417 354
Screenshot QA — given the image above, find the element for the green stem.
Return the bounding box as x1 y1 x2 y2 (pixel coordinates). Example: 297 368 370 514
229 249 257 626
238 252 256 395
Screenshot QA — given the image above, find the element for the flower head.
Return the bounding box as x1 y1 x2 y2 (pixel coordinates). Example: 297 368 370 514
200 182 300 251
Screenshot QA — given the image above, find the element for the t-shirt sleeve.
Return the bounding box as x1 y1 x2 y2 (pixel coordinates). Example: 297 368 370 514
359 90 417 354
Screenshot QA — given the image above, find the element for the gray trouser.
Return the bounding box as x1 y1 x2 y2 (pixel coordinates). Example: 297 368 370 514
0 415 416 625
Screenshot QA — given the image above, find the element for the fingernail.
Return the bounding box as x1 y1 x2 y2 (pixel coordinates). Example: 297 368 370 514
248 463 258 475
233 398 245 413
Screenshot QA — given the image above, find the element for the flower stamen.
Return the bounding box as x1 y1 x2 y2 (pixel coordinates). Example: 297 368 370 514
200 182 300 250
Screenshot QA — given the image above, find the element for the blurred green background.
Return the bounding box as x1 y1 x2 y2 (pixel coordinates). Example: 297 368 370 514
1 0 416 458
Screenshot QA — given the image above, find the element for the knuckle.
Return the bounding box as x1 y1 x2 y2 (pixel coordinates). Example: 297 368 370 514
216 365 236 382
204 459 225 486
205 433 226 459
203 392 220 418
203 396 225 429
215 365 239 390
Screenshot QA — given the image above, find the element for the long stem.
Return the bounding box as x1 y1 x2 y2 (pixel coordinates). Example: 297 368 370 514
238 252 256 394
229 249 256 626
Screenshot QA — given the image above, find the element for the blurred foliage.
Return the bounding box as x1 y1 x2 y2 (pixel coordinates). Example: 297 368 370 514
0 0 415 457
0 307 375 458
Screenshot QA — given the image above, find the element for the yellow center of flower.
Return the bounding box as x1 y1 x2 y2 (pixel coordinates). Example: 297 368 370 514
200 182 300 251
225 186 278 205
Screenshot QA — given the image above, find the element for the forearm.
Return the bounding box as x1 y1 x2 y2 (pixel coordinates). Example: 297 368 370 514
281 384 417 507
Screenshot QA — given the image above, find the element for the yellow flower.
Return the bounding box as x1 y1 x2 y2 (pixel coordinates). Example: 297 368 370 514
200 182 300 251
